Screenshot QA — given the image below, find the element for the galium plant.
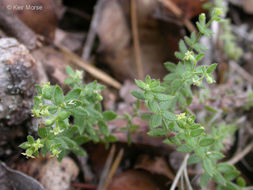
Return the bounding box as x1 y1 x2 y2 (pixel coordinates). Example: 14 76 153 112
131 8 245 190
20 66 117 161
20 6 246 190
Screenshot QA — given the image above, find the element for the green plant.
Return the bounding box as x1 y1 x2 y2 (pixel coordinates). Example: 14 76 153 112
20 7 246 190
131 8 244 190
20 66 117 161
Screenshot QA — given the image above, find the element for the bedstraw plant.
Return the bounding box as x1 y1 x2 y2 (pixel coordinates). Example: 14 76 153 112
20 7 246 190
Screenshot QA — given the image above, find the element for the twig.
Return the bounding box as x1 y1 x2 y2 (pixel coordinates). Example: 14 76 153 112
229 60 253 86
97 145 116 190
72 182 97 189
82 0 107 61
103 148 124 190
0 2 37 50
226 141 253 165
55 43 122 89
130 0 144 80
158 0 197 33
171 154 190 190
68 7 91 20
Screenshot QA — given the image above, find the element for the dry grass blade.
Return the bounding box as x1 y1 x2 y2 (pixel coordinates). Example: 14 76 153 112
131 0 144 80
103 148 124 190
97 145 116 190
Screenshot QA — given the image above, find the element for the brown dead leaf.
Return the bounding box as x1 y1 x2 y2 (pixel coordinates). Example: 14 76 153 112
135 154 175 180
107 170 160 190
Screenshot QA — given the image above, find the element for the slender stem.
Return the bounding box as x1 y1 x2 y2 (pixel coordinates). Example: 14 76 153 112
180 175 185 190
170 154 190 190
183 166 193 190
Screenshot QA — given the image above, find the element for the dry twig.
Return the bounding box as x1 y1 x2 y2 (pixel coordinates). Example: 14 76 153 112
97 145 116 190
229 61 253 86
131 0 144 80
226 141 253 165
103 148 124 190
158 0 197 33
81 0 107 61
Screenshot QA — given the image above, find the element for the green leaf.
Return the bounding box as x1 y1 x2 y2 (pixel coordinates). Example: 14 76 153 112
98 121 110 136
207 152 224 160
177 144 193 153
147 128 165 136
163 73 178 81
184 36 194 47
141 113 151 120
202 159 215 176
213 171 226 186
73 136 90 145
167 135 181 146
72 148 87 156
103 111 117 121
19 142 29 149
42 86 53 100
61 136 78 149
149 114 162 128
38 128 48 138
66 65 75 76
131 91 145 100
207 64 217 73
33 96 42 109
188 154 202 164
35 84 42 95
155 93 173 102
226 182 240 190
237 177 246 187
192 43 208 52
48 105 58 114
54 86 64 105
163 111 176 120
135 80 147 90
217 163 236 174
71 107 88 117
199 138 215 147
175 51 185 60
196 53 205 61
164 62 176 72
171 79 183 90
190 128 204 137
179 40 188 54
57 111 70 120
65 88 81 101
224 170 240 181
27 135 34 144
200 173 211 187
147 101 159 113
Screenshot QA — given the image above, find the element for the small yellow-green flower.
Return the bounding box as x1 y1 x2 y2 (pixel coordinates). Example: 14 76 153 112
176 113 186 120
22 149 35 158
